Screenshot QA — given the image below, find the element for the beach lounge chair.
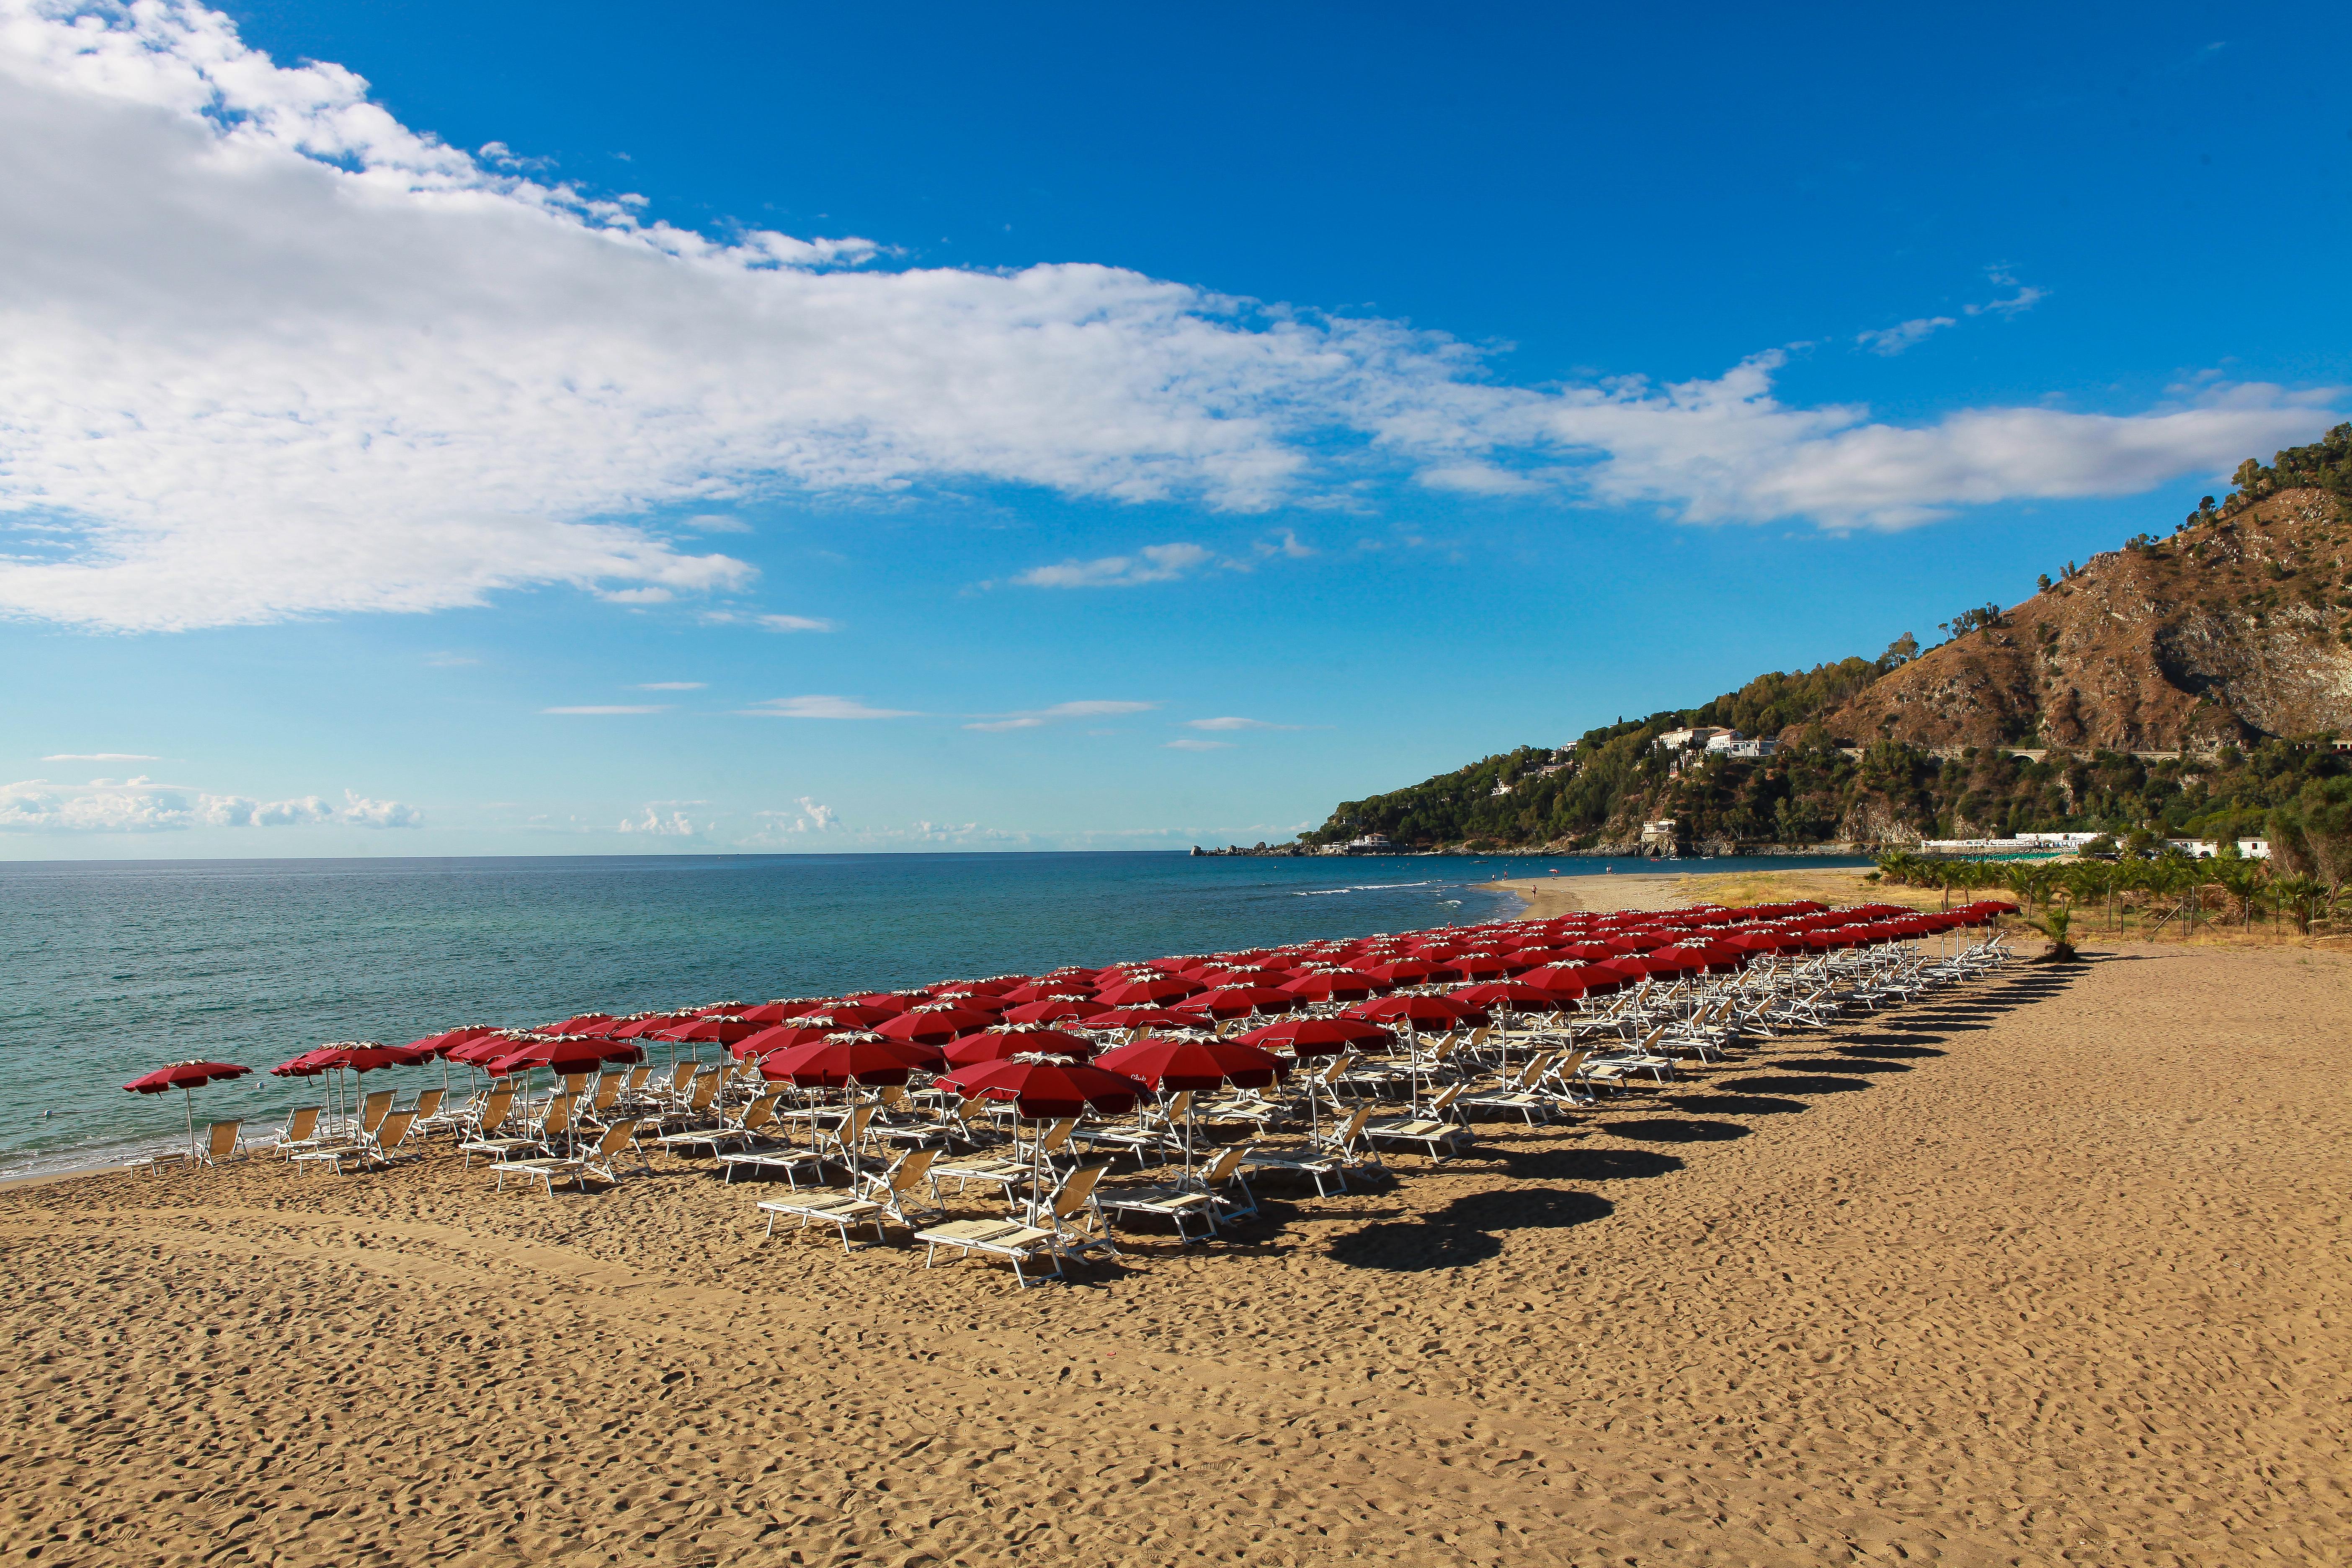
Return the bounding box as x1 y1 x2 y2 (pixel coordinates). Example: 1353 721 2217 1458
1365 1084 1471 1163
188 1120 246 1169
1238 1106 1378 1197
299 1109 418 1174
914 1164 1117 1288
853 1147 946 1226
454 1084 518 1159
1459 1053 1558 1124
266 1105 326 1159
655 1091 779 1158
756 1190 890 1253
1098 1142 1257 1243
462 1093 571 1166
493 1119 642 1196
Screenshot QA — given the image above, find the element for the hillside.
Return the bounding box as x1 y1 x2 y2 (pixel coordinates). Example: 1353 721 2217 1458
1257 426 2352 862
1808 482 2352 750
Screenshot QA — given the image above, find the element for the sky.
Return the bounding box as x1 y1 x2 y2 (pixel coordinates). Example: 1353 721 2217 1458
3 0 2347 857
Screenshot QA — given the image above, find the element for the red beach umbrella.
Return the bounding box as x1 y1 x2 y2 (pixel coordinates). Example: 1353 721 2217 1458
1450 981 1560 1011
874 1008 994 1045
1000 981 1095 1004
540 1013 616 1036
1181 985 1297 1019
1441 953 1513 980
1347 994 1483 1029
1280 970 1378 1002
759 1034 939 1088
1359 959 1443 986
1086 1006 1204 1032
485 1036 644 1077
943 1028 1096 1066
655 1017 762 1045
1004 996 1110 1025
1094 975 1203 1006
123 1060 252 1163
935 1057 1145 1119
1236 1017 1393 1056
1095 1036 1291 1091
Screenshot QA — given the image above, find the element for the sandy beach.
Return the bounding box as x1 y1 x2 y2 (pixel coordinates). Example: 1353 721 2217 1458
3 937 2347 1566
1480 867 1948 920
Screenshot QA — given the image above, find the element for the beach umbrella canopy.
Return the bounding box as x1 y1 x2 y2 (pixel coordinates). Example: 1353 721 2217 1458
1000 980 1095 1004
1095 1037 1291 1092
759 1034 939 1087
447 1034 528 1065
1644 946 1709 975
1359 959 1443 985
655 1017 762 1045
847 990 928 1011
943 1028 1095 1066
403 1025 498 1056
1450 981 1560 1010
1235 1016 1392 1057
1086 1006 1204 1032
731 1023 837 1060
1441 953 1514 980
1347 994 1484 1028
1094 975 1202 1006
1279 970 1378 1002
269 1050 335 1078
733 1001 818 1025
125 1060 250 1094
1004 996 1110 1025
309 1041 436 1071
539 1013 616 1036
1180 985 1297 1019
1515 964 1607 995
935 1057 1146 1119
485 1037 643 1076
873 1007 994 1045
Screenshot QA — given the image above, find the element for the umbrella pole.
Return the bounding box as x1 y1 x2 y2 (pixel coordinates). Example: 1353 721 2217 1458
183 1085 196 1167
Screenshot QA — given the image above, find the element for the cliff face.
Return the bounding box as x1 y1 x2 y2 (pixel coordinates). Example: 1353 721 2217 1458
1808 488 2352 750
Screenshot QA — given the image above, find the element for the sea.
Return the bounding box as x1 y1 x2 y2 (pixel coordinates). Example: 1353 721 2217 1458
0 850 1870 1177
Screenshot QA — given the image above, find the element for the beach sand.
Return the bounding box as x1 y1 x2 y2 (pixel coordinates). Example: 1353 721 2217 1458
1479 866 1940 919
4 944 2348 1565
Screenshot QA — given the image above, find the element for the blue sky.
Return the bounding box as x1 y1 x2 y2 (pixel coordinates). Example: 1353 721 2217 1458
3 0 2347 856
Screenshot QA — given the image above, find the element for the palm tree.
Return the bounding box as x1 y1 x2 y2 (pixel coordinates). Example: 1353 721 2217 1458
2025 904 2078 962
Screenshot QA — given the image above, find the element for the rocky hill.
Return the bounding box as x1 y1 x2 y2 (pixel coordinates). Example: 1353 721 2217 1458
1808 484 2352 750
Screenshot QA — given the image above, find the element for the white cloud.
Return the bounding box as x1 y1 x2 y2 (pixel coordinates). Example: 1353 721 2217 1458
40 751 159 761
633 681 704 691
1012 543 1211 589
737 695 916 720
1414 462 1545 495
541 704 668 714
0 776 419 831
0 2 2332 634
700 610 838 632
682 514 752 533
1967 268 2048 319
337 788 422 828
597 586 673 604
965 700 1155 732
1514 353 2335 529
618 804 700 836
1856 316 1956 356
1165 738 1233 751
1185 717 1295 731
742 795 841 844
1255 529 1315 559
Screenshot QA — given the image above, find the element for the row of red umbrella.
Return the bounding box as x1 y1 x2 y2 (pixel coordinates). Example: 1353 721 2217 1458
124 896 2017 1148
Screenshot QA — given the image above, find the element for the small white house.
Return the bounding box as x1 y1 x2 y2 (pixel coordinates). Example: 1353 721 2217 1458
1704 730 1779 759
1656 726 1731 753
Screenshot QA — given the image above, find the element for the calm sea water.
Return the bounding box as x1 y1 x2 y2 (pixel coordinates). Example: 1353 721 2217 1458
0 850 1867 1176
